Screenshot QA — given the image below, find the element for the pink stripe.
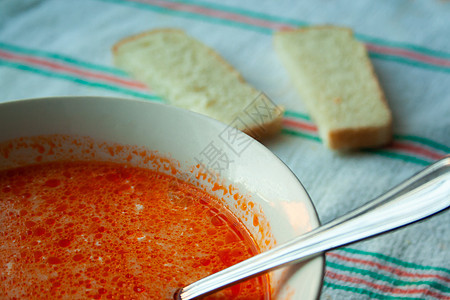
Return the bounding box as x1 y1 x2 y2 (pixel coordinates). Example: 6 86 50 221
366 43 450 67
282 118 445 160
130 0 450 68
388 141 444 161
137 0 294 31
326 270 449 299
282 118 318 133
328 252 450 283
0 49 149 90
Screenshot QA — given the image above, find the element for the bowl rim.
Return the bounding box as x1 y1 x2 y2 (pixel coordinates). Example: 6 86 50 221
0 95 325 299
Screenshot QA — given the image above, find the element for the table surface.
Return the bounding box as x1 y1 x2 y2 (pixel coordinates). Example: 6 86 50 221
1 0 449 299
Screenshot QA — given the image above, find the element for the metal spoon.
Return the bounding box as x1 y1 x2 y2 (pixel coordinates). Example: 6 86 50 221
175 155 450 300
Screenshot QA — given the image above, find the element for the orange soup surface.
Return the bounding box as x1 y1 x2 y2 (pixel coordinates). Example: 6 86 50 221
0 161 269 299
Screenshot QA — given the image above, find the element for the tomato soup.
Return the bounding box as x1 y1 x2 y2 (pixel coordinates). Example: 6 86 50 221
0 161 269 299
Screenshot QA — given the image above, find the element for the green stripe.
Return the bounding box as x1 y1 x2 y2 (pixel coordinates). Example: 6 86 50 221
323 280 426 300
183 0 450 64
369 52 450 74
0 60 162 101
283 109 311 121
283 122 440 165
3 40 446 154
0 42 128 77
97 0 450 68
283 124 439 166
395 135 450 154
283 111 448 158
174 0 308 27
192 0 450 66
98 0 272 34
326 261 450 293
1 41 446 162
180 1 450 62
340 248 450 274
282 130 436 166
2 52 443 164
281 128 321 142
356 33 450 60
365 149 431 166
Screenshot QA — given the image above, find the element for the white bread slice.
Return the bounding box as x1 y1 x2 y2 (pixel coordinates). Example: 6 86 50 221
274 26 392 150
112 28 283 140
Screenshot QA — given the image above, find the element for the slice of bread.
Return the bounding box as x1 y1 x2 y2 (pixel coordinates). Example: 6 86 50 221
274 26 392 150
112 28 283 141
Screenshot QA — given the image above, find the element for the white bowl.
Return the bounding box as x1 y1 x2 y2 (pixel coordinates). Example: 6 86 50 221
0 96 324 299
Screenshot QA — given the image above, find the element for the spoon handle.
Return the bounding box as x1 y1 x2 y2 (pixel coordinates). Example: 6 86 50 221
178 155 450 300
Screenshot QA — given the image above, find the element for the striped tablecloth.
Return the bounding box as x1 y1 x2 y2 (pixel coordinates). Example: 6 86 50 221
1 0 449 299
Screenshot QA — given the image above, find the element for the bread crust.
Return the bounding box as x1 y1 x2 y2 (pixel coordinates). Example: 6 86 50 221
243 106 285 141
112 28 183 53
328 122 392 150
